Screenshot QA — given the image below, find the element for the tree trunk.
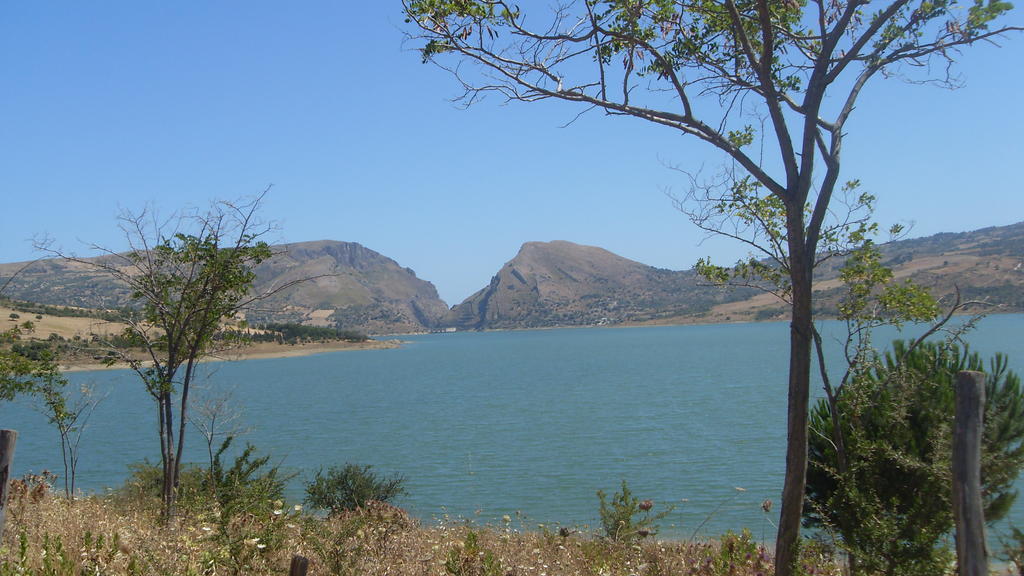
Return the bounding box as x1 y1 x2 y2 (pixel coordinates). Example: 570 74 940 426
0 430 17 542
160 390 178 520
775 231 814 576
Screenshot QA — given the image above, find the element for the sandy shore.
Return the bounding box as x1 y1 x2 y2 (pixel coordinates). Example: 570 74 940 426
60 338 402 373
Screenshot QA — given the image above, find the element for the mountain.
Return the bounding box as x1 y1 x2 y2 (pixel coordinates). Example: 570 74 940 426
247 240 448 333
443 240 755 329
447 222 1024 329
2 222 1020 334
0 240 449 335
811 221 1024 316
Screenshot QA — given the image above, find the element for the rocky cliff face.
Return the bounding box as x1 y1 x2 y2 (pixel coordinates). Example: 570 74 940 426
445 222 1024 329
248 240 449 333
0 240 449 335
444 240 752 329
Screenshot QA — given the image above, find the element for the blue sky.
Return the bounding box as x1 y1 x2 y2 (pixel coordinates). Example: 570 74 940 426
1 3 1021 305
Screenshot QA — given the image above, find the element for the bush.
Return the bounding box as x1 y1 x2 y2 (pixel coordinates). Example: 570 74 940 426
806 340 1024 575
304 463 406 516
596 480 671 543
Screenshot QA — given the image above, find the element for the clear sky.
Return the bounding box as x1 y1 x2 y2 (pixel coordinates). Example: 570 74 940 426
1 3 1021 306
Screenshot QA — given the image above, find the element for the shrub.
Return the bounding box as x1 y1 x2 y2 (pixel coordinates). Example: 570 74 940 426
596 480 672 543
806 340 1024 575
304 463 406 516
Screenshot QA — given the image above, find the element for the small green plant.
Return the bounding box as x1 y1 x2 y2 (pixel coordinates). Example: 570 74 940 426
596 480 673 543
304 463 406 516
713 528 770 576
40 533 76 576
444 530 502 576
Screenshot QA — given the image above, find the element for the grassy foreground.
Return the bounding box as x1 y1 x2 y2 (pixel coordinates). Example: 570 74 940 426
0 476 843 576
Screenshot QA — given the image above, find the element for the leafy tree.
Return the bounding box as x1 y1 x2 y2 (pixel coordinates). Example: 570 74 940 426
402 1 1019 571
47 194 294 519
1 280 58 405
806 340 1024 575
304 463 407 516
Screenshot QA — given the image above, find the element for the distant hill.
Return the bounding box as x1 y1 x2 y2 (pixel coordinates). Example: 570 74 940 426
2 222 1021 334
247 240 448 334
0 240 449 335
812 221 1024 317
447 222 1024 329
443 240 755 330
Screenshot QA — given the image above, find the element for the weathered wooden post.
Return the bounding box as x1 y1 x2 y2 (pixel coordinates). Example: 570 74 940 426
0 429 17 542
953 371 987 576
288 554 309 576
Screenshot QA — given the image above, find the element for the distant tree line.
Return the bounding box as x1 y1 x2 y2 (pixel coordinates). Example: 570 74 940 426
246 322 369 345
0 296 136 323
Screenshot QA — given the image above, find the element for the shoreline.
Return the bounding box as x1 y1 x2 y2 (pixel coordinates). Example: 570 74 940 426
60 338 402 373
49 310 1022 372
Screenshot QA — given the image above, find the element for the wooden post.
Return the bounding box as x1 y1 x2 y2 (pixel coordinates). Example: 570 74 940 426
288 554 309 576
0 429 17 542
953 371 987 576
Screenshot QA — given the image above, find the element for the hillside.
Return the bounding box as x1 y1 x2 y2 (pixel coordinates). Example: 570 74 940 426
0 240 448 335
444 240 755 330
1 223 1021 334
447 223 1024 329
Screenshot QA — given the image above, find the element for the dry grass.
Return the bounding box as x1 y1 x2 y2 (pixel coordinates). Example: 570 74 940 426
0 305 127 341
1 476 843 576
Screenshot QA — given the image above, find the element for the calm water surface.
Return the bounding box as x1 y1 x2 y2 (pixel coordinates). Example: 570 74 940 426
4 315 1023 539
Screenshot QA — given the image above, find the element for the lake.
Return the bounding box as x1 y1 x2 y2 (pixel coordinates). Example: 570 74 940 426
4 314 1023 540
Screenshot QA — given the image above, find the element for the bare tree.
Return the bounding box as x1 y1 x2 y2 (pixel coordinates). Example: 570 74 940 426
188 382 253 495
402 1 1020 571
37 381 106 498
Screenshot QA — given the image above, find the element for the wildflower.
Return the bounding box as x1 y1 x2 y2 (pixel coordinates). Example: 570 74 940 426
293 504 302 512
273 508 283 516
639 500 653 511
502 514 512 524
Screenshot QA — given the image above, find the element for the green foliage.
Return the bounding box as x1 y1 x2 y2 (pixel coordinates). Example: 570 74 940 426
694 180 885 303
806 340 1024 575
121 438 289 519
126 230 272 394
0 296 132 322
444 530 503 576
304 463 407 516
837 241 938 326
713 528 771 576
120 460 208 507
0 334 64 408
248 322 369 344
999 524 1024 576
0 531 133 576
596 480 672 543
119 439 294 576
205 436 289 518
88 197 275 519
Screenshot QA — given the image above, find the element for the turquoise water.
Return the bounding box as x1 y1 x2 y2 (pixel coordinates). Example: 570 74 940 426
3 315 1022 539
